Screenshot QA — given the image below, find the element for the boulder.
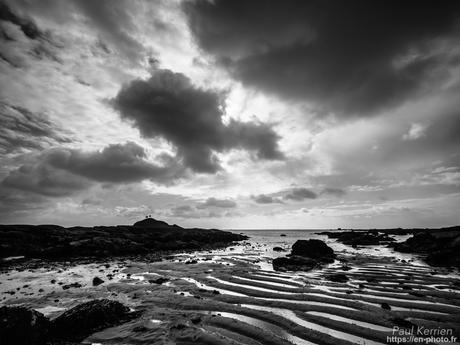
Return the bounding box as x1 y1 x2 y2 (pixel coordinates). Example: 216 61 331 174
273 256 318 272
291 239 335 263
381 302 391 310
51 299 136 341
273 246 286 252
92 276 105 286
0 306 50 345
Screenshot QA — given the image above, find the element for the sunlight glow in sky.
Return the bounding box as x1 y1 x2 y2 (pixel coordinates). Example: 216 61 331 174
1 0 459 228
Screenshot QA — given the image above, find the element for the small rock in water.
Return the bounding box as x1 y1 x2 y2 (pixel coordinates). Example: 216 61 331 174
280 234 287 237
381 302 392 310
92 277 105 286
273 247 286 252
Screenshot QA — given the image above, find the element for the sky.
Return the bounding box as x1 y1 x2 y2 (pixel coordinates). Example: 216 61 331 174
0 0 460 229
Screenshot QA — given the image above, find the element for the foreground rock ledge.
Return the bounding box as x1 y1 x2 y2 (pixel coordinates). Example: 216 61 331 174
0 218 247 261
0 299 137 345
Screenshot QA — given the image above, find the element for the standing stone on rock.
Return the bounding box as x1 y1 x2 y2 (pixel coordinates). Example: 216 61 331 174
0 306 50 345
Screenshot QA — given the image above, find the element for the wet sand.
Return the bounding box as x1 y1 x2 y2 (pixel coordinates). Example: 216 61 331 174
1 231 460 345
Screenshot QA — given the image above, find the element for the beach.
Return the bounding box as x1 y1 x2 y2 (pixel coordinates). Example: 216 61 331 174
1 229 460 345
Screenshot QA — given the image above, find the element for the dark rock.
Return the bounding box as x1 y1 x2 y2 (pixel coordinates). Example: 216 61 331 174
133 325 148 332
185 259 198 264
391 317 415 329
51 299 136 342
0 219 247 261
191 316 201 324
327 273 349 283
133 217 173 228
381 302 391 310
291 239 335 263
280 234 286 237
0 306 50 345
62 282 82 290
148 277 169 284
391 227 460 268
273 246 286 252
273 256 318 272
92 277 104 286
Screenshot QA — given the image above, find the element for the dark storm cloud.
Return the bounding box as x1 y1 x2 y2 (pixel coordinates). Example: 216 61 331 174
251 194 283 204
2 162 90 197
197 197 236 209
45 142 182 184
1 142 183 197
284 188 318 201
2 0 146 64
0 102 71 154
183 0 460 116
0 1 45 40
113 69 284 173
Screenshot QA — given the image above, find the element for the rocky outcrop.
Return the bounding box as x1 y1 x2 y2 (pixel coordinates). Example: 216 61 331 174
51 299 137 342
392 227 460 268
273 239 335 272
319 230 395 246
0 218 247 261
0 300 139 345
0 306 50 345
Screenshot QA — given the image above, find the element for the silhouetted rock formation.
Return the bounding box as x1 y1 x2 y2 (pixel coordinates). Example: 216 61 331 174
291 239 335 262
273 239 335 271
392 226 460 268
318 230 395 246
133 217 178 228
0 218 247 262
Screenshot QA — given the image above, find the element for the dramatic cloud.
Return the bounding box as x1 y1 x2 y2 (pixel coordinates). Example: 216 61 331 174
0 102 71 154
284 188 318 201
1 142 182 196
184 0 460 116
197 197 237 209
72 0 145 62
2 162 90 197
113 69 284 173
0 1 45 40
